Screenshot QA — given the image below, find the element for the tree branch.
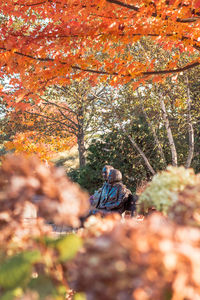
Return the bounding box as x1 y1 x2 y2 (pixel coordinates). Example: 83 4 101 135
0 47 199 79
25 110 77 134
106 0 139 11
55 85 81 102
57 108 78 130
72 61 200 76
7 31 200 52
42 98 78 125
127 134 156 175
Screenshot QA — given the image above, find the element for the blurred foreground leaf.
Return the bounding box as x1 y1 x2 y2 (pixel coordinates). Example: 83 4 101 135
56 234 83 262
0 251 41 289
29 275 56 299
1 288 23 300
73 292 87 300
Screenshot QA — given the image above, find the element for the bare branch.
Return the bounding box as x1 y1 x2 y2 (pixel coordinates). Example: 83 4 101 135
57 108 78 129
54 85 80 100
25 110 77 134
106 0 139 11
42 99 78 127
127 134 156 175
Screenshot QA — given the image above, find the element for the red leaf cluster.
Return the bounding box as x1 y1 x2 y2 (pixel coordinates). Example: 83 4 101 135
169 184 200 227
77 213 122 239
69 213 200 300
0 154 89 244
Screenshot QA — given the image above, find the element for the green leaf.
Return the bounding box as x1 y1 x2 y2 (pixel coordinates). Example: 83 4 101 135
57 285 67 297
73 292 87 300
40 234 82 261
41 235 60 247
29 275 56 299
0 291 14 300
56 234 82 262
0 251 41 289
22 250 41 264
0 288 23 300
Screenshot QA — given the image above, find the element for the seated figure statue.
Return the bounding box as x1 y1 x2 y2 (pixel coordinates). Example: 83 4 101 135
91 169 133 215
89 165 114 209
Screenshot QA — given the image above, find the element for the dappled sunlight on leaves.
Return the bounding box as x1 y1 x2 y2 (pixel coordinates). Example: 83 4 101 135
5 132 76 161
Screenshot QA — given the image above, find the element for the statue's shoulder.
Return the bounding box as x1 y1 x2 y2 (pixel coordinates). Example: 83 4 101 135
126 187 132 195
102 182 110 189
114 182 125 190
118 183 132 195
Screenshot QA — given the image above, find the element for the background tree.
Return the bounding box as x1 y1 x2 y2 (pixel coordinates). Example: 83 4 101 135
68 119 163 194
68 62 200 194
1 79 106 166
0 97 76 161
40 80 106 167
92 41 200 174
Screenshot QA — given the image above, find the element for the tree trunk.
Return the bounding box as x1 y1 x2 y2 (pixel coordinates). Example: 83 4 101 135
159 97 178 166
185 76 194 168
137 91 167 166
77 105 86 167
77 131 86 167
127 134 156 175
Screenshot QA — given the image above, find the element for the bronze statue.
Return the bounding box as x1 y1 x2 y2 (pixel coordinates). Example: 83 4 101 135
90 168 134 215
90 165 114 208
98 169 132 214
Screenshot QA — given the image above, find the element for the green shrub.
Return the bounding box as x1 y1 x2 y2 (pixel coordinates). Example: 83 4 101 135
138 166 199 214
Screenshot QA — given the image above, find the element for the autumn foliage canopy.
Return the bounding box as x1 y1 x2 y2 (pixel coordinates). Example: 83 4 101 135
0 0 200 109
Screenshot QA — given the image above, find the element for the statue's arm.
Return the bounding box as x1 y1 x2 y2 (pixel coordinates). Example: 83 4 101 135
90 189 102 208
104 186 127 210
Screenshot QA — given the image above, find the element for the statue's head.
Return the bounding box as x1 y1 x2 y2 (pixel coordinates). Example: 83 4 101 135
102 165 114 181
108 169 122 184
